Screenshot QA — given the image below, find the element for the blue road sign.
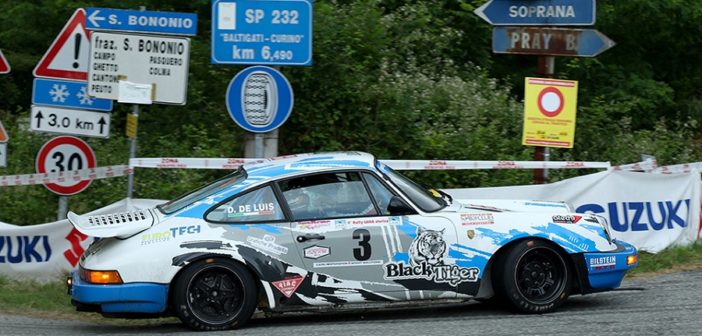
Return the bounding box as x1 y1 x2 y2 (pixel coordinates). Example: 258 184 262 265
86 8 198 36
33 78 113 112
492 27 615 57
211 0 313 66
474 0 595 26
226 66 294 133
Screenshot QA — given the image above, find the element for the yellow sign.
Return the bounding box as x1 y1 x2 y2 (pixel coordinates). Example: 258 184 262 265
522 77 578 148
126 114 138 139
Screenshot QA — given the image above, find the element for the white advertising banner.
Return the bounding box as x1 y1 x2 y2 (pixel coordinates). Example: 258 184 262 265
447 170 701 253
0 198 164 281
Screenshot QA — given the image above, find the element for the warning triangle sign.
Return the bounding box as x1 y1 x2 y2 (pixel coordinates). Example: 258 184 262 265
33 9 90 81
0 121 8 142
0 50 10 74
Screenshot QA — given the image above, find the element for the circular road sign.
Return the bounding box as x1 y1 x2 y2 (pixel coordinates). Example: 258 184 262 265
226 66 294 133
537 87 564 118
36 135 96 195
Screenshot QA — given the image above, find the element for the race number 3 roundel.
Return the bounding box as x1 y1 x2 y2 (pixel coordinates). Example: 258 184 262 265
36 136 96 195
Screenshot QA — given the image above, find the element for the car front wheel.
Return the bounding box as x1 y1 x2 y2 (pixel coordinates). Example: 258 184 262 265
172 258 257 331
494 239 572 313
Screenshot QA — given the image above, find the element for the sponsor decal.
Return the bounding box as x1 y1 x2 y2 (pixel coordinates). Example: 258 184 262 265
272 275 304 298
384 227 479 286
589 256 616 271
296 220 332 230
384 262 479 286
140 225 201 245
576 200 690 232
225 203 276 217
313 260 383 268
0 235 52 264
247 234 289 255
461 213 495 225
346 218 391 226
466 230 475 239
552 215 582 224
304 245 330 259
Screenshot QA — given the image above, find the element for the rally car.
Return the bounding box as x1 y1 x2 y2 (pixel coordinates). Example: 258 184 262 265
67 152 637 331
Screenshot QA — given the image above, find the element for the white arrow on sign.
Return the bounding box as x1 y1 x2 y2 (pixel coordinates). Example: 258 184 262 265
30 105 110 138
88 9 105 28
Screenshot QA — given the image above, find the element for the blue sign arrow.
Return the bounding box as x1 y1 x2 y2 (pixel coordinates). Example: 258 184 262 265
86 8 198 36
211 0 312 66
226 66 294 133
32 78 113 112
492 27 615 57
475 0 595 26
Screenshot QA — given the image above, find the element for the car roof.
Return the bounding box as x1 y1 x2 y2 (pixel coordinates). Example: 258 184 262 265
243 151 377 177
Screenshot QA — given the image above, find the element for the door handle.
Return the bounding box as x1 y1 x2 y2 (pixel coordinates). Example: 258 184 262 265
296 234 325 242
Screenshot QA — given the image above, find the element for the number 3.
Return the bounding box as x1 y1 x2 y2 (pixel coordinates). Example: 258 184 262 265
353 229 371 261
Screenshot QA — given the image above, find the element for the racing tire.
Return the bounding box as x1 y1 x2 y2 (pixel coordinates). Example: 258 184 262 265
494 239 572 314
172 258 258 331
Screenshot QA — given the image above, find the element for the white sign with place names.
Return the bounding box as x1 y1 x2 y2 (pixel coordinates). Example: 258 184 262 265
30 105 111 138
0 143 7 167
88 32 190 105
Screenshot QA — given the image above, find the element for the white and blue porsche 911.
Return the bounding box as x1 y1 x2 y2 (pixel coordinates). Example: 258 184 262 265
67 152 637 331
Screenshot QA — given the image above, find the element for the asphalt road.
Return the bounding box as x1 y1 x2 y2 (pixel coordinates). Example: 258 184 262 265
1 270 700 336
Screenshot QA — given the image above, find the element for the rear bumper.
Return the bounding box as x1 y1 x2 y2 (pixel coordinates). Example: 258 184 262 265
575 240 637 293
68 271 169 314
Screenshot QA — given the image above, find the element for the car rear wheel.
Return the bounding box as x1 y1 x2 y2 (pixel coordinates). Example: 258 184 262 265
494 239 572 313
172 259 257 331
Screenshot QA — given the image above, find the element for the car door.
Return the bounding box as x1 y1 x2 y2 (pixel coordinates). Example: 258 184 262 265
279 170 463 303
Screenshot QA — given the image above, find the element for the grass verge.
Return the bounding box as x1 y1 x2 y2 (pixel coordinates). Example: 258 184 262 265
2 242 702 318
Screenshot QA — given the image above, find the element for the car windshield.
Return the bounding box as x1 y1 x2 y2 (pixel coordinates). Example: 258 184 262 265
382 166 446 212
157 168 247 215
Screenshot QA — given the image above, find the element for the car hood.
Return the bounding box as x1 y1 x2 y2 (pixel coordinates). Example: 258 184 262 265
452 199 572 214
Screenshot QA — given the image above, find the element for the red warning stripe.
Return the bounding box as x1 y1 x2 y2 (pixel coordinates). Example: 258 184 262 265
0 49 10 74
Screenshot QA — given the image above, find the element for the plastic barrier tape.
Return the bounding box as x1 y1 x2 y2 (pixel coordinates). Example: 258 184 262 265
0 165 130 187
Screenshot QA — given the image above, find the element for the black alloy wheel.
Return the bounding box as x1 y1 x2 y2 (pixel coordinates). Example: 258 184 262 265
493 239 572 313
173 259 257 331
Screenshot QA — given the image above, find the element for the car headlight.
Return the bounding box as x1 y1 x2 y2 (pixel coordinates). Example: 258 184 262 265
594 214 613 243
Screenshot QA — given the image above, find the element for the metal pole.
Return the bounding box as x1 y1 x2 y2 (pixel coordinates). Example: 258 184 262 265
127 104 139 198
254 133 264 158
533 56 555 184
57 196 68 220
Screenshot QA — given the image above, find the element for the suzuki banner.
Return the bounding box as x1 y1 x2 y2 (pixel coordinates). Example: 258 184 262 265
0 199 164 281
447 170 701 253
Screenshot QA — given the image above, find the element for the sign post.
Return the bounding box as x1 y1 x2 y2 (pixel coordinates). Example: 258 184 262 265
86 8 198 36
474 0 596 26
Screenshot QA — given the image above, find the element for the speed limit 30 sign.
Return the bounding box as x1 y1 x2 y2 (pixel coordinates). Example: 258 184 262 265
36 136 96 195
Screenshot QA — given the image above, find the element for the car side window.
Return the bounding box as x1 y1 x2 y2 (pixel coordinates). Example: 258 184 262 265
206 186 284 223
279 172 378 221
363 173 395 216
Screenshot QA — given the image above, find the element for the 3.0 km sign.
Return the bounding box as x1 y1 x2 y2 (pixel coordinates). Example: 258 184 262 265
36 136 97 195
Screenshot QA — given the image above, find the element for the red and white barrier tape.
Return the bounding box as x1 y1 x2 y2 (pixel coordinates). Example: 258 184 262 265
127 157 612 170
0 165 131 187
381 160 611 170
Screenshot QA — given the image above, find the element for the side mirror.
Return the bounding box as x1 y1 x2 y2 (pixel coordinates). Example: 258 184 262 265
387 196 415 215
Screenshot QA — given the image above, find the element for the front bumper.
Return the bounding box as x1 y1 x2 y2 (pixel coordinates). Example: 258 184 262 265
577 240 637 292
68 271 169 314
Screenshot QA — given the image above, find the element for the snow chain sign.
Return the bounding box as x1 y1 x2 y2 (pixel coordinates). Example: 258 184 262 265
88 32 190 104
522 77 578 148
36 136 97 195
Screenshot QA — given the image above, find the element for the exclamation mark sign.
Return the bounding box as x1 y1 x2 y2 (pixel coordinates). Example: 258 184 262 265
72 33 81 69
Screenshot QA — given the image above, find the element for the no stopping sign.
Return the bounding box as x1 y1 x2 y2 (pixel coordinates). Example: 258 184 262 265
36 136 96 195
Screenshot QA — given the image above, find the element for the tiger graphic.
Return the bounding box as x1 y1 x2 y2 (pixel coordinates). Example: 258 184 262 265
408 227 446 267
